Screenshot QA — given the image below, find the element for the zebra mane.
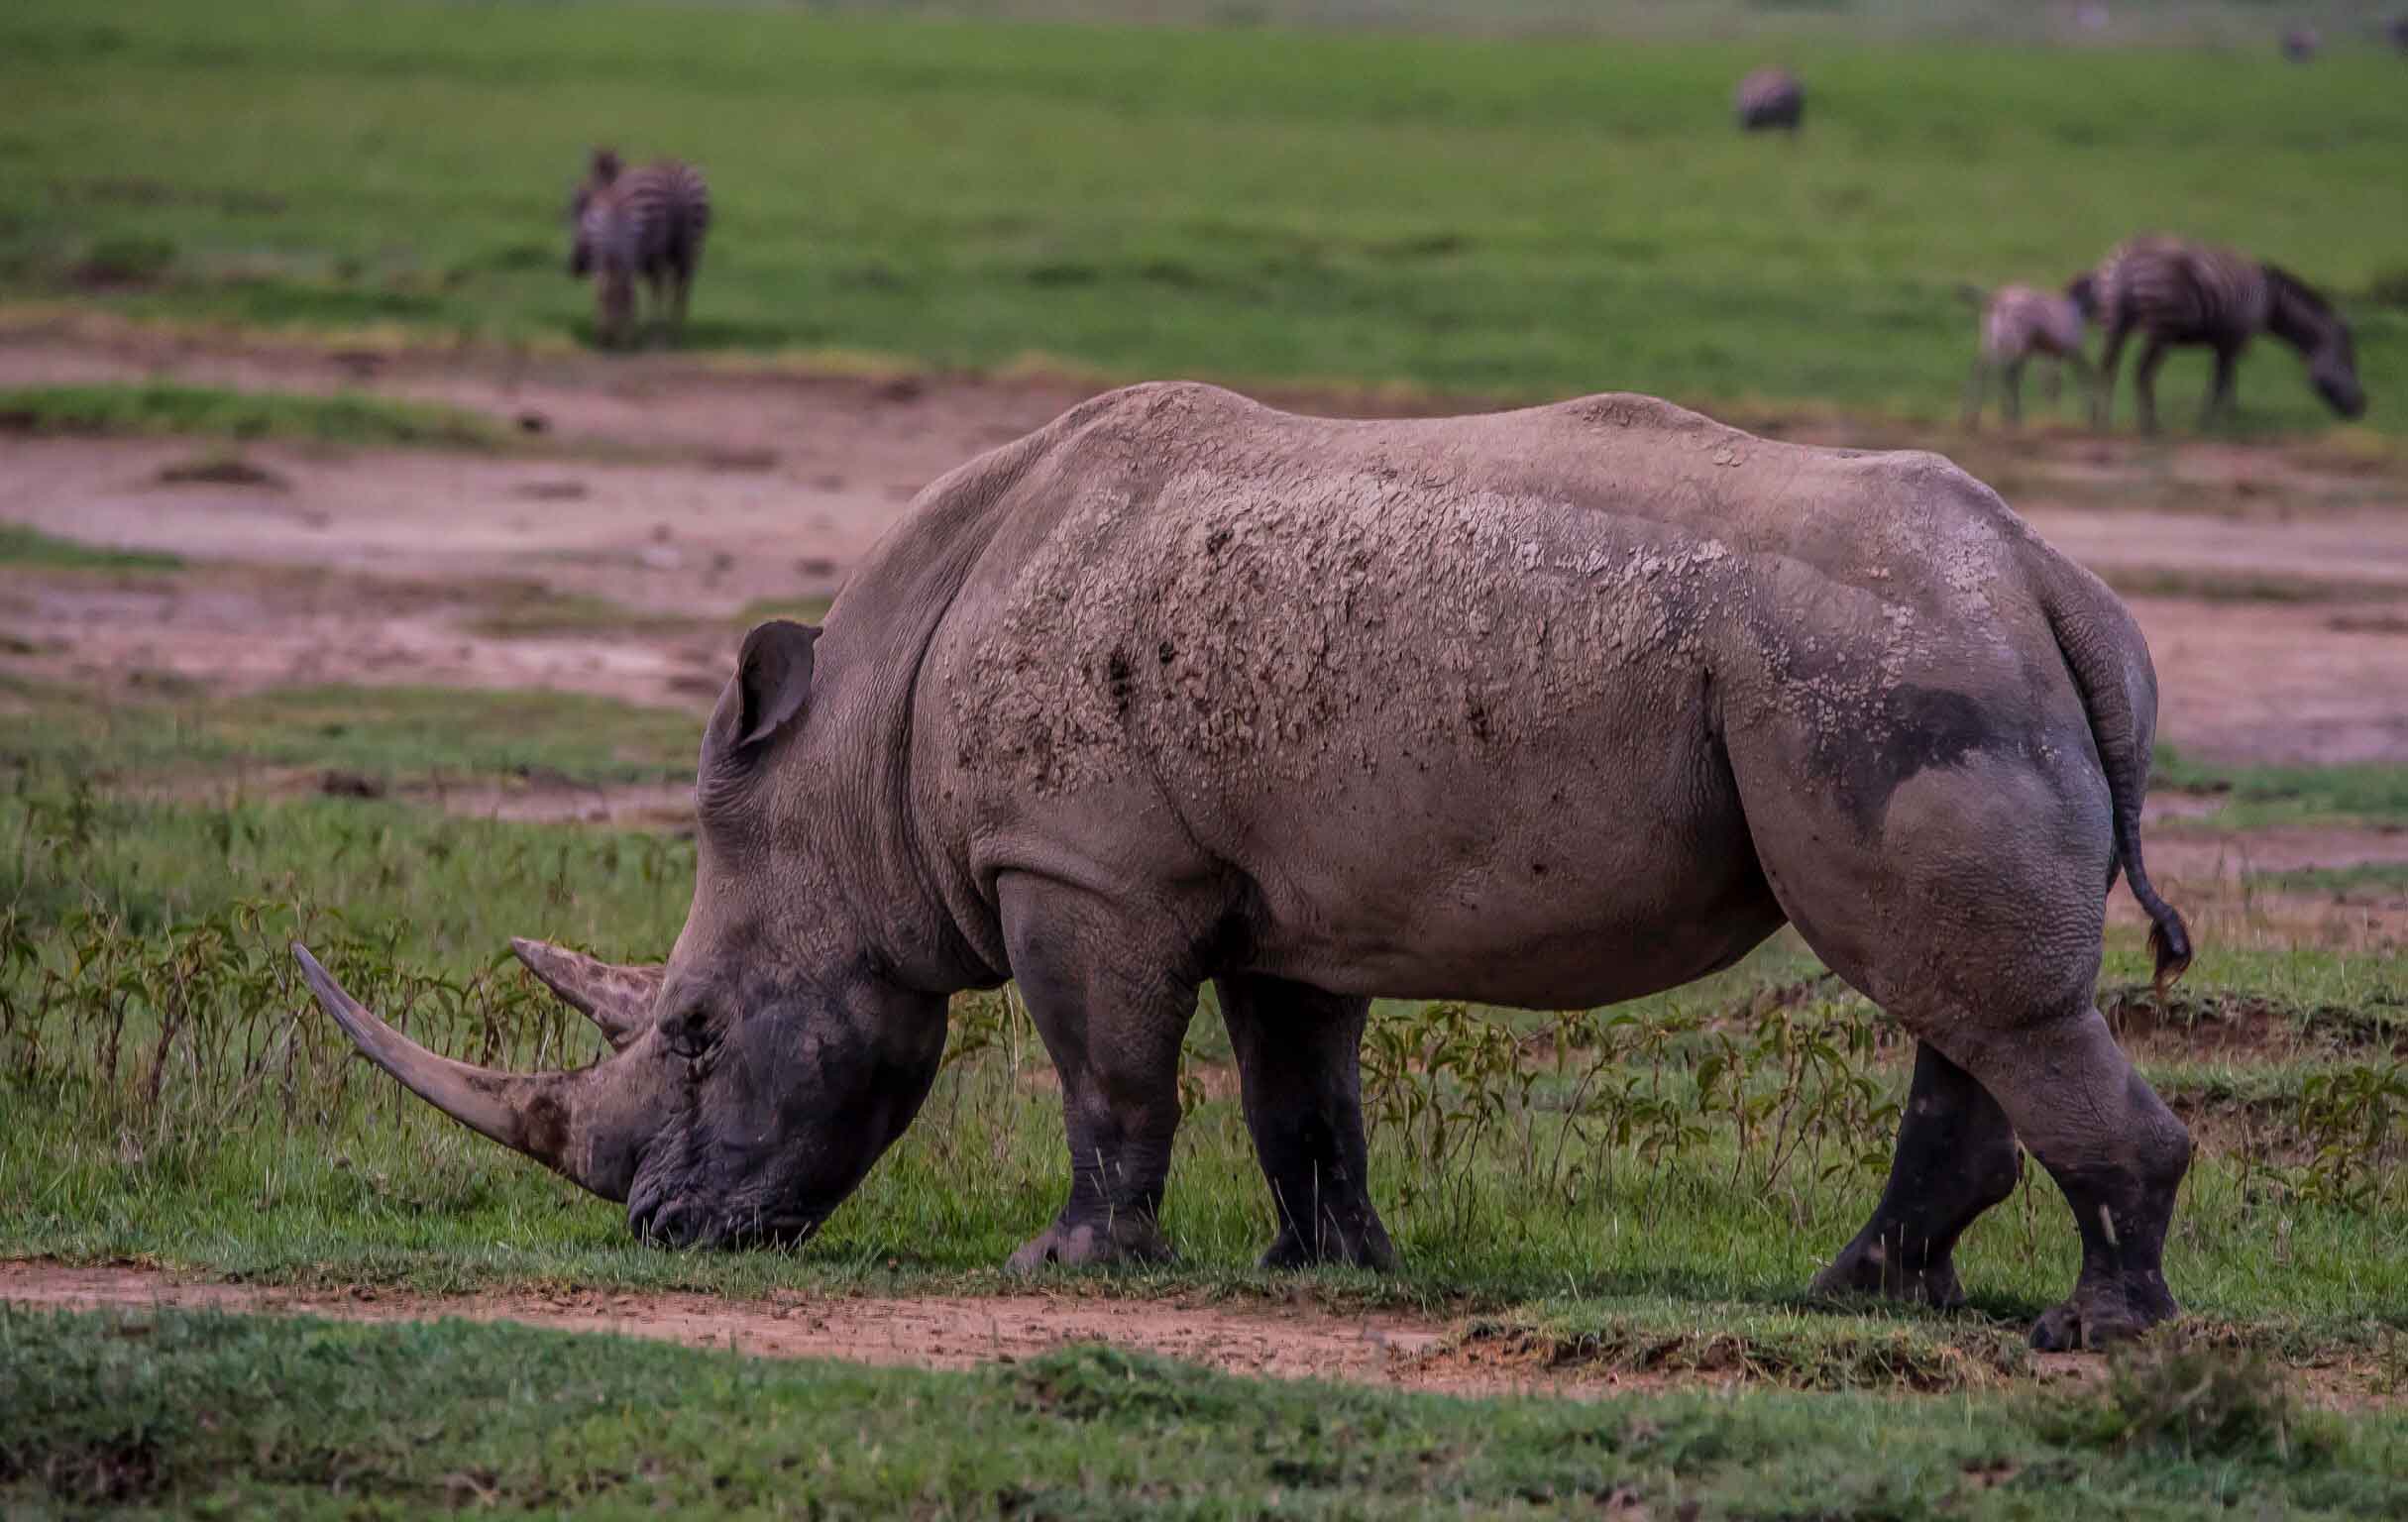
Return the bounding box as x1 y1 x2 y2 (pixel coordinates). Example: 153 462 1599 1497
2260 264 2332 317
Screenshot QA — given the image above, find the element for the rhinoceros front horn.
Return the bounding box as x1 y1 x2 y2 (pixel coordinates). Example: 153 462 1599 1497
508 937 663 1052
294 942 654 1203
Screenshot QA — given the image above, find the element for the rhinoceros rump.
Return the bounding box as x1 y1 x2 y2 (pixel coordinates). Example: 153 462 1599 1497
300 382 2194 1351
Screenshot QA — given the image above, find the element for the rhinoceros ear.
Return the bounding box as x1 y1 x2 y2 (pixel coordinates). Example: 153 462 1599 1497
713 620 819 754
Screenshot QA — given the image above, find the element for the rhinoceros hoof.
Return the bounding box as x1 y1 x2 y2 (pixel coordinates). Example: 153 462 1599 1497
1259 1219 1399 1273
1807 1240 1966 1310
1006 1217 1174 1273
2028 1274 2181 1352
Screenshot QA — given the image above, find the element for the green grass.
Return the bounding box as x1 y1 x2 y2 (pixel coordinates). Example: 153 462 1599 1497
732 595 836 628
460 591 708 640
0 381 507 449
5 1 2405 432
1 680 702 800
10 1309 2400 1520
2264 862 2408 897
0 524 179 573
2152 746 2408 829
2101 566 2408 605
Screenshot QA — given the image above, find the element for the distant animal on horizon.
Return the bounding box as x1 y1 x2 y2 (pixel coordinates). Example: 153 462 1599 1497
2390 15 2408 53
568 148 711 350
2088 237 2364 433
2281 26 2321 61
1734 68 1805 133
1961 278 2098 428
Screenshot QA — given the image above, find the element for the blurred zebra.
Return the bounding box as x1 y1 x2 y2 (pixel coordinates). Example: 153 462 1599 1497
2391 15 2408 53
2280 26 2320 61
1733 69 1804 134
568 148 711 349
2090 236 2365 432
1960 279 2097 428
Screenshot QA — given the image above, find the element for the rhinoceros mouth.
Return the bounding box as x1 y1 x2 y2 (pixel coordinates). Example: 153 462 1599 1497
628 1187 827 1250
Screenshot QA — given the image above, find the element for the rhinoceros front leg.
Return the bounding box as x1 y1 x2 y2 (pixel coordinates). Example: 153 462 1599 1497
999 875 1191 1272
1216 973 1397 1271
1811 1040 2022 1308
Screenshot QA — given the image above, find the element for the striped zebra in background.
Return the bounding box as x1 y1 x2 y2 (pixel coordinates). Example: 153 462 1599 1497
2090 236 2365 432
1960 278 2097 428
1733 68 1804 133
568 148 711 349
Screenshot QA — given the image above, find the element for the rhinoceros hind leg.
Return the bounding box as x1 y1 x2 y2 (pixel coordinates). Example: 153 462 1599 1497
1811 1039 2021 1309
1217 973 1397 1273
1731 743 2187 1350
1975 1011 2188 1350
998 874 1193 1274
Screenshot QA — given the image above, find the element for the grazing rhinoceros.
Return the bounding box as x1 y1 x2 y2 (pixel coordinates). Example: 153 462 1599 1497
297 381 2194 1351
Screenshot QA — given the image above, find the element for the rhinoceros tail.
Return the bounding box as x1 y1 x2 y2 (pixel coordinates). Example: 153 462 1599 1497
2039 562 2192 997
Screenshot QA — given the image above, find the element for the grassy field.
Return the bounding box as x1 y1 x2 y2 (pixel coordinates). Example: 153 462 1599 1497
4 0 2406 431
6 4 2408 1514
802 0 2408 47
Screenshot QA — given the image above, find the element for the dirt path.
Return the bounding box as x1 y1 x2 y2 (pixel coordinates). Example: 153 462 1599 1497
18 1261 2398 1411
3 1260 1597 1398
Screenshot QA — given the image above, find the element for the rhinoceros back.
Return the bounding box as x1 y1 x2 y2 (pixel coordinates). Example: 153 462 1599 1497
934 382 2037 806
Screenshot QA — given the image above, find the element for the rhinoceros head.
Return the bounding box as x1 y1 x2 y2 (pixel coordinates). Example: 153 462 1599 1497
296 620 950 1248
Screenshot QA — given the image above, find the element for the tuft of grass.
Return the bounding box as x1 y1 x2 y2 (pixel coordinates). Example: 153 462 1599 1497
0 382 508 450
461 590 710 641
2102 566 2406 605
0 523 179 572
2027 1334 2314 1466
1452 1300 2032 1392
152 448 289 489
71 233 174 286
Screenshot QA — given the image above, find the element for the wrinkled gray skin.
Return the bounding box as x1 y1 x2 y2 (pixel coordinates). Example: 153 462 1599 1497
300 381 2197 1352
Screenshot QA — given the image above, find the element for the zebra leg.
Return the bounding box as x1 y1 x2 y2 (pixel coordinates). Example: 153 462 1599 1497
2203 344 2241 431
2064 353 2100 423
2093 323 2131 430
642 272 670 349
2134 337 2170 435
596 272 632 350
2003 360 2026 427
1961 360 1991 428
